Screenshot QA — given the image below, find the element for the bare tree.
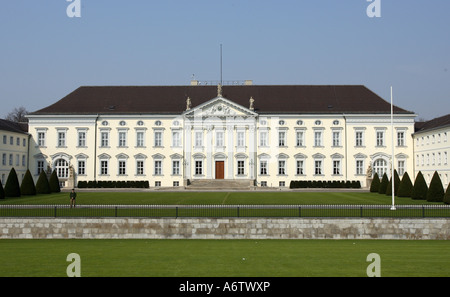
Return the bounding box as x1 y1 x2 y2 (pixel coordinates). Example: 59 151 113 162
5 107 29 123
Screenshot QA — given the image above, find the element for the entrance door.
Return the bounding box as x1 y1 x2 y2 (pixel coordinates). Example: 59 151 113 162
215 161 224 179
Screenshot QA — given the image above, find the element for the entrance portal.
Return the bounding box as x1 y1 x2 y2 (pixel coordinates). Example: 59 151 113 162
215 161 224 179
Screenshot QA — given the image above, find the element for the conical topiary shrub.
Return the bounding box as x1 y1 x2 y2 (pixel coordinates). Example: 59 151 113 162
397 172 413 198
49 170 61 193
4 167 20 198
35 170 51 194
378 173 389 195
370 172 380 193
426 171 444 202
0 180 5 199
20 169 36 196
386 170 401 196
411 171 428 200
444 183 450 205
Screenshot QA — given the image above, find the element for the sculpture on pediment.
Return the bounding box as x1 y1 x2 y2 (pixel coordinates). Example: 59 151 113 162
249 97 254 111
217 84 222 97
186 97 191 111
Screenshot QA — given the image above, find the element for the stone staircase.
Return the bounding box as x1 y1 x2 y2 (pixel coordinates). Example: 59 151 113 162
186 179 255 190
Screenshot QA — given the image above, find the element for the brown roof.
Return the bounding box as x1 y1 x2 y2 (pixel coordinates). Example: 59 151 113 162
415 114 450 133
0 119 28 134
30 85 414 115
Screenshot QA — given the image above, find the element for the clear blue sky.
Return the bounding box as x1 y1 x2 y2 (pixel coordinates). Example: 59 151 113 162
1 0 449 120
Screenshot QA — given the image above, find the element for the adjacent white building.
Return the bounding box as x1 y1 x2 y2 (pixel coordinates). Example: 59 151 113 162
25 83 419 189
413 114 450 188
0 119 30 185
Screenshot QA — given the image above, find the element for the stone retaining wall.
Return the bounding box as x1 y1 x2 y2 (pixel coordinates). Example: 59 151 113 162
1 218 449 240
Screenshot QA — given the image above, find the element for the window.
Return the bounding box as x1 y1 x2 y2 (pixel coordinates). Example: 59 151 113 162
172 160 180 175
355 131 363 147
173 181 180 187
2 135 5 144
37 161 44 175
154 160 162 175
195 161 203 175
237 160 245 175
154 131 162 147
100 160 108 175
314 131 322 147
118 131 127 147
101 132 109 147
332 131 341 147
216 131 224 147
55 159 69 178
155 181 161 187
172 131 181 147
136 161 144 175
259 131 268 146
333 160 341 175
445 152 448 165
118 161 126 175
9 136 13 145
78 160 85 175
315 160 323 175
78 131 86 147
195 131 203 147
398 160 405 176
1 153 5 166
237 132 245 147
278 160 286 175
57 131 66 147
296 160 304 175
279 181 285 187
9 154 13 166
376 131 384 146
136 131 144 147
260 161 268 175
22 155 26 167
16 137 20 146
261 181 267 187
356 160 364 175
373 159 387 177
397 132 405 146
296 131 304 146
278 131 286 146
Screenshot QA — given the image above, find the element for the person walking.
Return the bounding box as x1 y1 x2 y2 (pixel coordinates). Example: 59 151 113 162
70 189 77 208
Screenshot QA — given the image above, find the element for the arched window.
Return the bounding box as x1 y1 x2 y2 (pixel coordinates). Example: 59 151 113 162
373 158 387 177
55 158 69 178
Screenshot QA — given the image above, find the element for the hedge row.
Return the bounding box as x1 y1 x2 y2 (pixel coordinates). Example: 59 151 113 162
77 180 150 189
289 180 361 189
370 170 450 204
0 168 60 199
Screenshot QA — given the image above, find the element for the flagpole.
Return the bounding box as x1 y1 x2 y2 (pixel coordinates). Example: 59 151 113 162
390 86 396 210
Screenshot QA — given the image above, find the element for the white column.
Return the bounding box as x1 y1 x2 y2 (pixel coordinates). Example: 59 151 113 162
227 124 234 179
206 126 212 179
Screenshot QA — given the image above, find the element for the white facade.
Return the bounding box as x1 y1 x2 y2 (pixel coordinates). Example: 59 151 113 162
26 92 417 189
0 126 29 185
413 123 450 188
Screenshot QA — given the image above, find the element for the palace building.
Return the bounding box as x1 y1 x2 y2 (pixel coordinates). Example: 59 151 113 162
25 83 419 189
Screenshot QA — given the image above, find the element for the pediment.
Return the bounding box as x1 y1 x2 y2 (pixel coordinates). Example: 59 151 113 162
183 96 257 118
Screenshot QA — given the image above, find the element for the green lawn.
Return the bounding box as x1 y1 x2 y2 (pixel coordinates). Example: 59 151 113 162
0 191 442 205
0 239 448 277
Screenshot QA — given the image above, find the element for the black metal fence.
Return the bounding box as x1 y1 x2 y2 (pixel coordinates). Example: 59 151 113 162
0 204 449 218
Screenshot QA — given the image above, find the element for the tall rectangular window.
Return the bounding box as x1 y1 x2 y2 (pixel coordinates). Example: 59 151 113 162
315 160 322 175
356 160 364 175
37 160 44 175
172 131 181 147
195 161 203 175
154 131 162 147
118 132 127 147
57 131 66 147
260 161 267 175
355 131 363 147
314 131 322 147
136 161 144 175
259 131 267 146
397 131 405 146
78 160 85 175
237 160 245 175
296 131 304 146
101 132 109 147
216 131 224 147
172 160 180 175
195 131 203 147
296 160 304 175
333 160 341 175
278 131 286 146
118 161 126 175
237 132 245 147
136 132 144 147
78 131 86 147
376 131 384 146
154 160 162 175
332 131 340 147
398 160 405 176
278 160 286 175
100 161 108 175
2 154 6 166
